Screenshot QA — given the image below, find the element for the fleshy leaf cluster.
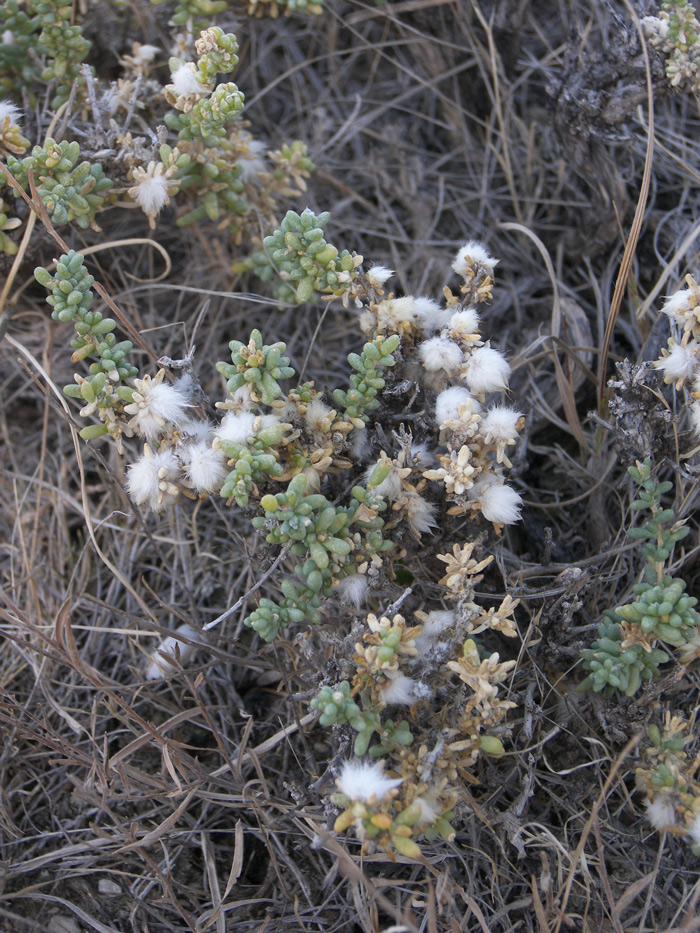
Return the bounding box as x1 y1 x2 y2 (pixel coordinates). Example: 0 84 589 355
263 208 358 304
218 422 286 507
580 459 700 696
216 329 295 405
579 617 669 696
165 83 245 146
332 334 400 427
0 2 42 95
150 0 228 29
247 473 393 640
7 139 112 229
30 0 91 107
34 251 138 438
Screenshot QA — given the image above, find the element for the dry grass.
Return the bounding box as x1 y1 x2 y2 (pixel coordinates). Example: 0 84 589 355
2 0 700 930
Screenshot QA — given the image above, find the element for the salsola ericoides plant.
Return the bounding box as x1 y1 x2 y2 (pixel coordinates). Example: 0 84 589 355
37 222 525 859
580 458 699 696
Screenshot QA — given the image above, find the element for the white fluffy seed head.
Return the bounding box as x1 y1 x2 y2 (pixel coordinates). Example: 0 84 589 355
229 384 255 410
215 411 257 446
380 674 418 706
379 674 430 706
463 344 510 393
129 164 173 219
0 100 22 125
235 138 267 183
419 336 464 373
177 417 213 443
305 398 334 433
421 609 455 637
410 442 436 469
412 297 451 332
644 796 677 831
126 454 161 506
379 296 419 326
126 374 191 440
654 340 699 383
435 386 475 427
481 405 523 442
169 61 207 97
412 797 440 826
365 462 403 499
452 240 499 277
367 265 394 288
350 427 369 459
662 289 692 324
179 441 228 493
144 624 203 680
448 307 481 336
126 449 180 511
259 413 282 431
131 43 160 66
336 760 403 802
403 490 438 535
334 574 369 608
480 481 522 525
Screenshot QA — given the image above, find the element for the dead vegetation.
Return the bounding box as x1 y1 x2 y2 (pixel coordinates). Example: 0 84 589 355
2 0 700 930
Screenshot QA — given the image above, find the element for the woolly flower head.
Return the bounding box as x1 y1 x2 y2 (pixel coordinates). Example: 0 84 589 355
477 479 522 525
304 398 335 434
380 673 431 706
367 265 394 288
654 338 700 387
401 489 438 536
120 42 161 72
228 384 256 411
132 43 160 66
481 405 522 466
462 344 510 394
179 440 228 494
0 100 22 126
215 411 258 446
124 370 190 440
452 241 499 278
409 441 435 470
336 760 402 803
661 280 700 339
481 405 522 442
128 162 179 228
165 61 208 110
235 137 267 184
334 573 369 609
419 336 463 374
412 297 452 332
0 99 28 156
644 796 677 832
435 386 479 428
448 307 481 339
364 459 404 499
420 609 455 637
367 295 419 335
413 609 455 656
177 417 213 443
126 446 180 512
